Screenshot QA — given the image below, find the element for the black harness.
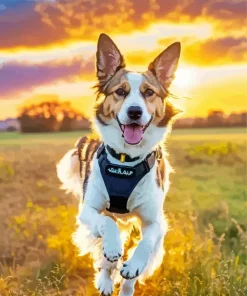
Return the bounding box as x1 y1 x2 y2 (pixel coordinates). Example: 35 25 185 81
97 144 157 214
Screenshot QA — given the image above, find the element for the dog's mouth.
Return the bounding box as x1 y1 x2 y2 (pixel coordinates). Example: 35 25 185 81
116 116 153 145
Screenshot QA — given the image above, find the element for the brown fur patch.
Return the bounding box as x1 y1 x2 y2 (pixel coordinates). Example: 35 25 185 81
142 71 171 126
94 68 127 96
145 94 164 123
157 100 182 127
143 70 166 97
143 70 182 128
156 153 165 191
76 136 101 196
104 69 128 94
94 96 108 125
94 69 128 125
94 93 125 125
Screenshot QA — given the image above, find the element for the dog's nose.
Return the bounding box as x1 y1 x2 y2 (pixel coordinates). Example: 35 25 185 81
127 106 143 120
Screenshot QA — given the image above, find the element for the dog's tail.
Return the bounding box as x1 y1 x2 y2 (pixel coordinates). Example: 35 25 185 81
56 147 82 200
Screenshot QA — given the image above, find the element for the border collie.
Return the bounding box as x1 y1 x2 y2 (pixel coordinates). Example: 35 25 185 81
57 33 181 296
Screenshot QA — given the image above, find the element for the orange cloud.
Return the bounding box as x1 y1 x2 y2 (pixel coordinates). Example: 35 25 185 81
184 37 247 66
0 0 245 51
125 36 247 68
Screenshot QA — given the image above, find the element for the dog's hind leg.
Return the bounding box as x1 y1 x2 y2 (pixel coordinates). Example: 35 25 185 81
96 268 113 296
119 222 166 296
94 256 119 296
120 212 168 285
119 278 136 296
137 217 167 283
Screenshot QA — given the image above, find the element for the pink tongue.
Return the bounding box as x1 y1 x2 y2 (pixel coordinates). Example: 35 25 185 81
123 124 143 144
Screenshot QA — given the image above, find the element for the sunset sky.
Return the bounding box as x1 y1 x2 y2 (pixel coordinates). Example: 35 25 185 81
0 0 246 120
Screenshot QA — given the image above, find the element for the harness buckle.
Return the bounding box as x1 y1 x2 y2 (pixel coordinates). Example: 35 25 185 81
120 154 126 163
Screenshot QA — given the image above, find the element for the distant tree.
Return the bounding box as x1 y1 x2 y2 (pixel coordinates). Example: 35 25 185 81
18 100 89 133
240 112 247 126
207 110 225 127
7 126 17 132
193 117 207 128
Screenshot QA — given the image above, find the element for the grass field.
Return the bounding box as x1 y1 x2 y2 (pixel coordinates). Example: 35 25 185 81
0 128 246 295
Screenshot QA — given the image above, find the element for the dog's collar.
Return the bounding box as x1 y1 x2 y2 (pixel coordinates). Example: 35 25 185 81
105 145 140 163
97 143 162 165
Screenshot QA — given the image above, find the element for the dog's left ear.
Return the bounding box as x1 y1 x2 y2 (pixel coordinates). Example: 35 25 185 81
96 33 125 86
148 42 181 90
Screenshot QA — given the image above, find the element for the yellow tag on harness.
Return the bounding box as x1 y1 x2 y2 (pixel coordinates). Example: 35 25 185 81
120 154 126 163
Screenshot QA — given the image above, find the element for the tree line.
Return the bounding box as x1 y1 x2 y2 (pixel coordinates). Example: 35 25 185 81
17 102 246 133
174 110 247 129
18 101 90 133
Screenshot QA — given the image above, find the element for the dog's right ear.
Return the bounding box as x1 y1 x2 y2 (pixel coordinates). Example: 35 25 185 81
96 34 125 86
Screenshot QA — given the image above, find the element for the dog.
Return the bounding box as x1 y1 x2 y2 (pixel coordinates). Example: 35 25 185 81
57 33 181 296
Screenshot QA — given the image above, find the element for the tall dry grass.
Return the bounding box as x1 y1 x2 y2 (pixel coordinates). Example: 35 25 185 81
0 131 246 295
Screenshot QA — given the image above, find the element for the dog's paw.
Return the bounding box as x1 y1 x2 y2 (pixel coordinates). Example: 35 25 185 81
103 245 122 262
103 236 122 263
120 257 147 279
96 271 113 296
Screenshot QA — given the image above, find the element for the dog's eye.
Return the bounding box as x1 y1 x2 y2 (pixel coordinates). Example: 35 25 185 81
144 88 154 97
115 88 127 97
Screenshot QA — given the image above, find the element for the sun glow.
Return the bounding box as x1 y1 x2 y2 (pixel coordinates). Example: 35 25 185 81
173 67 198 89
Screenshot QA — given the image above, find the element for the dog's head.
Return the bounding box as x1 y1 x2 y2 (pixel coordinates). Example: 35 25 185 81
94 34 182 153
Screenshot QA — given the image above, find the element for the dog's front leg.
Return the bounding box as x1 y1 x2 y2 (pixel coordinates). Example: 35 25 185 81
120 221 163 279
79 205 122 262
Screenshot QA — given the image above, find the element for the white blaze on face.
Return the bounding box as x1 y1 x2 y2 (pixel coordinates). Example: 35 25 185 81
118 72 150 125
117 72 152 145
